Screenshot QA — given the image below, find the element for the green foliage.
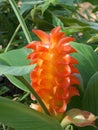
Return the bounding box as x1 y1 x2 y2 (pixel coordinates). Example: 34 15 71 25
83 71 98 115
0 64 34 76
20 0 44 14
55 0 77 6
78 72 98 130
71 42 98 87
0 48 30 66
0 0 98 130
0 48 33 92
0 48 34 76
0 96 63 130
6 75 30 92
0 0 18 48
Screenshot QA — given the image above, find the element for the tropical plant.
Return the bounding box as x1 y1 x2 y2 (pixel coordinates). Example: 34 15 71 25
0 0 98 130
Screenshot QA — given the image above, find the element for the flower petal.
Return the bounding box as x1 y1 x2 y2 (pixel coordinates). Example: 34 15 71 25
32 29 49 43
51 98 67 113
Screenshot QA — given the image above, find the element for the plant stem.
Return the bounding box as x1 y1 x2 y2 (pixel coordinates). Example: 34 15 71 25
4 24 20 53
8 0 50 116
8 0 32 43
16 76 50 115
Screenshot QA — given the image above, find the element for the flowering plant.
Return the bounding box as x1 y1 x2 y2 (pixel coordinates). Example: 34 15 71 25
0 0 98 130
25 26 98 128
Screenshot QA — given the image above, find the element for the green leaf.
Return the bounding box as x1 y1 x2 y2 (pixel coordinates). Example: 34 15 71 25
41 1 50 15
0 64 34 76
59 17 98 32
0 96 63 130
52 15 64 30
87 34 98 44
83 71 98 114
55 0 75 6
70 42 98 87
20 0 44 14
0 48 30 66
0 0 6 3
0 86 9 96
78 72 98 130
5 74 30 92
0 48 35 76
64 26 86 35
0 48 34 91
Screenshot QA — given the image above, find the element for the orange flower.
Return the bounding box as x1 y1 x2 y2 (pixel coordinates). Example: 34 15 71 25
26 26 80 115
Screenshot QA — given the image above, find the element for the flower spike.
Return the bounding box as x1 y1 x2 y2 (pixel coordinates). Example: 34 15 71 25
26 26 80 116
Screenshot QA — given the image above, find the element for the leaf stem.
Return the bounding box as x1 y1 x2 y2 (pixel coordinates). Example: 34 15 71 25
16 76 50 115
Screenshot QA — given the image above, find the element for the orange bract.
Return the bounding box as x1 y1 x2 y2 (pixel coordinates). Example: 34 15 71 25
26 26 80 115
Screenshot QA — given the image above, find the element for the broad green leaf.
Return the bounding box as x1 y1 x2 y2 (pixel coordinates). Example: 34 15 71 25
0 48 34 90
83 71 98 114
5 74 30 92
0 64 34 76
78 72 98 130
70 42 98 87
0 48 34 95
0 96 63 130
0 48 35 76
0 48 30 66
